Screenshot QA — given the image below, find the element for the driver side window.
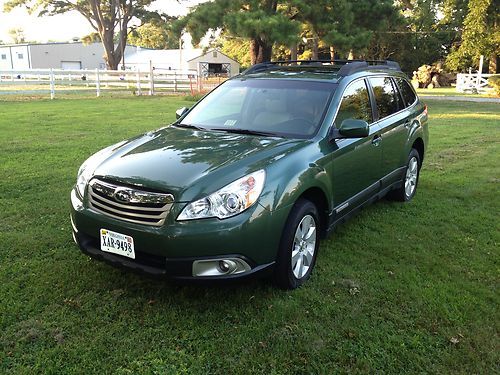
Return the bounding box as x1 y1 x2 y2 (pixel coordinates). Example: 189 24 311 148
335 80 373 128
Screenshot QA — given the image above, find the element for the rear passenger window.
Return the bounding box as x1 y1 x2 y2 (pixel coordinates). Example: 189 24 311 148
395 78 417 107
369 77 399 120
335 80 372 128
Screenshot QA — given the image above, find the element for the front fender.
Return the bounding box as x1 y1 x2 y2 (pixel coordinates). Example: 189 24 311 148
258 143 332 214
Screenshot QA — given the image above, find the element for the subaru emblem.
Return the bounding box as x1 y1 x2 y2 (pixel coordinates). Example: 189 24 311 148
114 189 131 203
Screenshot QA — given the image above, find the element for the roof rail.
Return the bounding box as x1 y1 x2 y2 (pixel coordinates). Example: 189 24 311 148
241 59 401 76
242 62 277 75
337 60 401 75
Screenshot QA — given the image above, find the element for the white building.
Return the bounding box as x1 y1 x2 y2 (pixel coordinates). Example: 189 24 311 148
0 42 134 70
124 48 240 77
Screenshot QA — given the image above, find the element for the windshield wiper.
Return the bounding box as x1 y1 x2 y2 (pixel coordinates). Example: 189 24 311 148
173 123 206 131
210 128 281 137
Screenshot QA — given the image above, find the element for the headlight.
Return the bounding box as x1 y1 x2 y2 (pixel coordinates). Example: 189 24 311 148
75 141 126 198
177 170 266 220
76 165 92 198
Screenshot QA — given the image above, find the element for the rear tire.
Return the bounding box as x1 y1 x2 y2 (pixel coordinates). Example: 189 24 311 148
389 148 421 202
274 198 320 290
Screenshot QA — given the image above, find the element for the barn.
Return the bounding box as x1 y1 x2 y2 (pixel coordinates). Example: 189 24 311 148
124 48 240 77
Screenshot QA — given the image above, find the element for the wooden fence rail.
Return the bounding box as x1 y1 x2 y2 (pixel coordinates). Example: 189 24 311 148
0 68 227 98
456 73 494 94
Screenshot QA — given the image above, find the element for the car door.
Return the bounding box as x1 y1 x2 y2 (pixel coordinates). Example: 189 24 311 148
367 76 408 187
325 78 382 217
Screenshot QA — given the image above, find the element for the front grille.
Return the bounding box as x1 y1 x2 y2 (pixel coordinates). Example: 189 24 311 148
88 179 174 226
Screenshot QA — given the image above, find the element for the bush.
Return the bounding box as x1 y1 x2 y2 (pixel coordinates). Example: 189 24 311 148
488 75 500 96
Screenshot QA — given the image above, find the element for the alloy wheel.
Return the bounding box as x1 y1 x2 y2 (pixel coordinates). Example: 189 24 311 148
405 156 418 198
291 214 317 279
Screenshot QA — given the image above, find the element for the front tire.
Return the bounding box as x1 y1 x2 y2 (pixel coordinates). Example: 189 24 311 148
389 148 421 202
274 199 320 290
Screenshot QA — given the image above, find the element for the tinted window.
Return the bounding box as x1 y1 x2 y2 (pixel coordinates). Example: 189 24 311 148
335 80 372 128
395 78 417 107
369 77 399 120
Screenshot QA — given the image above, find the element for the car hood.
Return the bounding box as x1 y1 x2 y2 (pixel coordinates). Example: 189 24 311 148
92 126 306 201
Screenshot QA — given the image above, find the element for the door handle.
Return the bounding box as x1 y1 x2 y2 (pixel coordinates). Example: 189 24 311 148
404 120 412 129
372 135 382 146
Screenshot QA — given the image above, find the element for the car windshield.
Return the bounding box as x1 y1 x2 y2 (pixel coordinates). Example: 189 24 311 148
179 79 336 138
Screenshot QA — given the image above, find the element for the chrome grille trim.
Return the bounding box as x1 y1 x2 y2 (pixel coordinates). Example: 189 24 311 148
88 179 174 226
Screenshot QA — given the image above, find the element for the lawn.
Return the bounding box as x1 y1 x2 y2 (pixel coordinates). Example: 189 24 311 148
0 96 498 374
416 87 497 98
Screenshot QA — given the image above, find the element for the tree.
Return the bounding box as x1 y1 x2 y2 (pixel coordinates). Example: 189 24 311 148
178 0 300 65
286 0 401 60
128 20 179 49
81 32 101 45
208 32 253 68
8 27 26 44
4 0 159 69
446 0 500 72
365 0 470 73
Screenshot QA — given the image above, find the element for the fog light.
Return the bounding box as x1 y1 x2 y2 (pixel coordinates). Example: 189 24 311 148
218 260 237 274
192 258 251 277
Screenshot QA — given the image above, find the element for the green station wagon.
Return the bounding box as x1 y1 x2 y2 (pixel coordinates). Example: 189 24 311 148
70 60 428 289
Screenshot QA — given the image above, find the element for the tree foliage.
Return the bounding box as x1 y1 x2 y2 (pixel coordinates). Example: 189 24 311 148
8 27 26 44
181 0 402 64
446 0 500 71
4 0 160 69
128 19 179 50
178 0 300 64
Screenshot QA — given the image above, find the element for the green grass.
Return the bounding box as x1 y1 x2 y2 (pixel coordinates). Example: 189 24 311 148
0 96 499 374
416 87 497 97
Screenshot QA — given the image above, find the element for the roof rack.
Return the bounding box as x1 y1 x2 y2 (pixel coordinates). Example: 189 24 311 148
242 59 401 76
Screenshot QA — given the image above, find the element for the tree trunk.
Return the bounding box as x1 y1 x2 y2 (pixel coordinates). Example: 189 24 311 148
329 46 335 60
489 53 498 74
312 34 319 60
250 39 260 65
87 0 130 70
260 43 273 63
101 28 119 70
290 43 297 61
250 37 273 65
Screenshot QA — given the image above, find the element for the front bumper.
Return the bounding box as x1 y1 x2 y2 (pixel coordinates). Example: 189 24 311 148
70 189 287 280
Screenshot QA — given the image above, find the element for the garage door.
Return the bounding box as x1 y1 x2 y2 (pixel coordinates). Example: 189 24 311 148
61 61 82 70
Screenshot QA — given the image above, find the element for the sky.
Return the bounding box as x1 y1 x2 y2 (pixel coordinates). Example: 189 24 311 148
0 0 205 44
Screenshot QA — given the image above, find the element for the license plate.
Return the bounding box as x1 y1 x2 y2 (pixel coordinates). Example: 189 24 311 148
100 229 135 259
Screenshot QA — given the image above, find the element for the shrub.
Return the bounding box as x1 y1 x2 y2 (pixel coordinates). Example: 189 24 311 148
487 75 500 96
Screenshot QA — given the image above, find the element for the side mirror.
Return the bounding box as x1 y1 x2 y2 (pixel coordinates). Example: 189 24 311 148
338 119 369 138
175 107 189 119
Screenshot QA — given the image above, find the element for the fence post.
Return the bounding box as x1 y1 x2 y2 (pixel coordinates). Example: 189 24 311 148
189 76 194 95
476 55 484 91
95 68 100 97
174 71 177 92
136 68 142 96
149 60 154 95
49 69 55 99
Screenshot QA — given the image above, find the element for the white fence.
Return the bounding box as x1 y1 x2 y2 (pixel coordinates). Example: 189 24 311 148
456 73 494 93
0 68 227 98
